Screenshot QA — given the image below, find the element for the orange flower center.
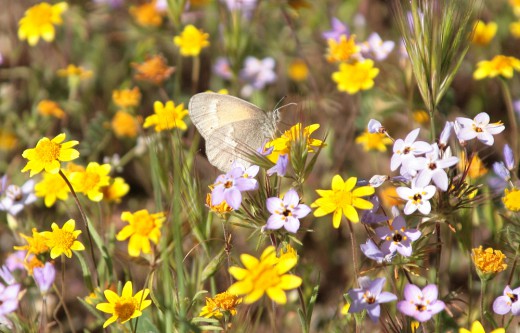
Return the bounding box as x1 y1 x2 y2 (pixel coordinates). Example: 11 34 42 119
114 297 138 322
35 140 61 163
133 214 156 236
53 229 75 249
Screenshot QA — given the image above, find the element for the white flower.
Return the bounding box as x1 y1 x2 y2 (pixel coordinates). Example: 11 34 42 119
0 180 37 216
396 182 436 215
369 175 389 188
455 112 505 146
438 121 453 149
265 188 311 233
415 144 459 191
390 128 432 172
367 119 384 133
360 33 395 61
240 56 277 90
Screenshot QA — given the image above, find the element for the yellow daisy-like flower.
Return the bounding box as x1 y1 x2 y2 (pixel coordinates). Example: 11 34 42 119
0 129 18 151
35 171 70 207
473 55 520 80
111 111 140 138
332 60 379 94
503 188 520 211
18 2 68 46
37 100 65 119
460 320 505 333
264 123 324 163
511 21 520 38
102 177 130 204
96 281 152 328
380 186 401 209
13 228 50 258
24 255 45 275
112 87 141 109
57 64 93 80
472 246 507 279
129 1 163 27
41 219 85 259
355 131 392 152
69 162 111 202
116 210 165 257
311 175 375 228
412 110 430 124
326 35 360 63
173 25 210 57
143 101 189 132
206 192 233 216
21 133 79 177
199 291 242 319
472 20 497 46
288 59 309 82
132 55 175 85
459 151 488 179
228 246 302 304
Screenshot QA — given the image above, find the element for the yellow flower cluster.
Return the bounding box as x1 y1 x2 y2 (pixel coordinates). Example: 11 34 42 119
116 209 165 257
132 55 175 85
474 55 520 80
326 35 360 63
472 246 507 276
173 25 210 57
112 87 141 109
18 2 68 46
129 0 164 27
37 100 65 119
471 20 497 46
143 101 189 132
355 131 393 152
199 291 242 319
264 123 323 163
503 188 520 212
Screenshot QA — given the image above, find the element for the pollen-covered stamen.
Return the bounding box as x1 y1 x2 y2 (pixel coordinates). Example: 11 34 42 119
412 193 422 203
363 291 376 304
415 303 426 312
35 140 61 163
224 180 233 189
428 162 437 170
472 124 484 133
403 146 411 154
282 209 292 217
114 298 138 322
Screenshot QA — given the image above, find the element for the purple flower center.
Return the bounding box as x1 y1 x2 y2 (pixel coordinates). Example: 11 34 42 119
363 291 376 304
224 181 233 189
507 292 518 303
403 147 411 154
415 303 426 312
282 209 292 217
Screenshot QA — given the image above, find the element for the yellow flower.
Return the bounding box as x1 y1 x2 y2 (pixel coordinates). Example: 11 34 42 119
472 20 497 46
18 2 68 46
96 281 152 328
35 171 70 207
459 151 488 179
22 133 79 177
311 174 375 228
111 111 140 138
288 59 309 82
102 177 130 204
206 192 233 216
129 0 163 27
116 209 165 257
37 99 65 119
41 219 85 259
326 35 360 63
341 302 350 315
13 228 49 258
460 320 505 333
472 246 507 278
69 162 111 202
473 55 520 80
57 64 93 80
355 131 392 152
510 21 520 38
143 101 189 132
0 129 17 151
264 123 323 163
199 291 242 319
380 186 401 209
411 321 420 333
173 25 210 57
510 0 520 16
332 60 379 94
228 246 302 304
412 110 430 124
278 244 298 263
112 87 141 108
24 256 45 275
503 188 520 211
132 55 175 85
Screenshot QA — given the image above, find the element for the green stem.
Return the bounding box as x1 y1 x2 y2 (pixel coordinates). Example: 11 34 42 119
480 279 488 324
500 79 519 161
191 56 200 94
347 220 360 286
429 109 437 142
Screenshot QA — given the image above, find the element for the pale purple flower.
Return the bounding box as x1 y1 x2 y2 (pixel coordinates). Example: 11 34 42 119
504 144 515 171
390 128 432 172
222 0 257 17
493 162 510 181
214 57 233 80
5 251 26 272
415 144 459 191
397 284 445 322
360 33 395 61
0 180 37 216
360 239 394 264
33 262 56 294
267 154 288 177
348 277 397 322
368 175 389 188
361 196 388 224
375 212 421 257
0 175 7 195
265 189 310 233
240 56 277 90
367 119 384 134
396 181 436 215
493 285 520 315
0 282 21 317
322 17 349 41
438 121 453 149
514 99 520 117
155 0 168 11
93 0 123 8
0 267 15 285
211 164 259 210
455 112 505 146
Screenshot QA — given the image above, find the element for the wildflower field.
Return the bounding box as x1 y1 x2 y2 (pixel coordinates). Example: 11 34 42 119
2 0 520 332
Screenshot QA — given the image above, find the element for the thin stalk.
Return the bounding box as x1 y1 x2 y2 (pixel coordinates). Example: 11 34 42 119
55 258 76 333
191 56 200 94
347 220 360 286
480 279 488 324
429 110 437 142
500 79 519 159
39 296 47 333
222 219 233 286
58 170 98 287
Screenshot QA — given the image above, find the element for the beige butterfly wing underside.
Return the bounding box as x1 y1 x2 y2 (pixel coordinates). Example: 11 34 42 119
188 92 276 172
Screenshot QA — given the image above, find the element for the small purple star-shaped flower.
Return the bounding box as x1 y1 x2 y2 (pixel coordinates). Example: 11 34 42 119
322 17 349 41
265 188 311 233
375 213 421 257
211 164 259 210
360 239 394 264
493 285 520 315
397 284 445 322
33 262 56 295
348 277 397 322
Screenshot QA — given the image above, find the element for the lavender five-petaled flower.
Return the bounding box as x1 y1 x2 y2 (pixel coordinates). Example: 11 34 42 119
360 196 388 224
415 144 459 191
493 162 510 182
265 188 310 233
396 181 436 215
0 266 15 286
322 17 349 41
0 282 21 317
360 33 395 61
267 154 288 177
390 128 432 175
375 212 421 257
348 277 397 322
211 164 259 210
438 121 453 149
0 180 37 216
33 262 56 295
360 239 394 264
240 56 277 90
504 144 515 171
397 284 445 322
455 112 505 146
493 285 520 315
